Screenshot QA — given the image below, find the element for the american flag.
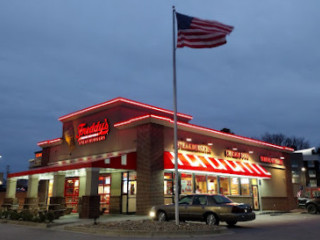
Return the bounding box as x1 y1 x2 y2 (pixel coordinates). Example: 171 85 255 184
176 12 234 49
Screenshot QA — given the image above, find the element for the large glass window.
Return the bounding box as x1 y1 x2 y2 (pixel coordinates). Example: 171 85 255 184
309 179 317 187
230 177 240 195
308 170 316 178
308 161 315 167
240 178 250 195
195 175 207 193
181 173 193 195
220 177 230 195
164 172 174 195
207 176 218 194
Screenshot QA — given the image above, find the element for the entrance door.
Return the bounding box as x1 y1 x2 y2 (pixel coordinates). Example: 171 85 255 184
121 172 137 213
65 177 79 213
98 174 111 214
252 185 260 210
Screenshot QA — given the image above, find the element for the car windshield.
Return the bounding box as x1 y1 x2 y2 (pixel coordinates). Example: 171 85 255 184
212 195 233 204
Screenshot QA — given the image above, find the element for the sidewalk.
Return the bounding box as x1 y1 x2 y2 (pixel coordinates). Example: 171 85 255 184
51 213 150 228
254 208 307 215
43 208 309 228
1 209 308 238
54 214 229 237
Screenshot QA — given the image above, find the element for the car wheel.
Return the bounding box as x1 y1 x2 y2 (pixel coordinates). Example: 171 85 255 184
158 211 167 222
206 213 219 226
307 204 318 214
226 220 237 226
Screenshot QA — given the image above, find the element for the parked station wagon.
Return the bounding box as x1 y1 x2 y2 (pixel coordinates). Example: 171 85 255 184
149 194 255 226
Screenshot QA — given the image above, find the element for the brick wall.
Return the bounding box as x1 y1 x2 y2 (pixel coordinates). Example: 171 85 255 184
78 195 100 218
136 123 164 215
229 196 253 206
284 153 297 210
109 196 121 214
0 191 26 210
262 197 292 211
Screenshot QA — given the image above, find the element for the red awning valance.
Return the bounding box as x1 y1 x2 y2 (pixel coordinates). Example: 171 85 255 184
8 152 136 178
164 151 271 179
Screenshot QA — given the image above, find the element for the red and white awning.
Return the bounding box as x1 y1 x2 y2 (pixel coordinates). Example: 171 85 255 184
8 152 137 178
164 152 271 179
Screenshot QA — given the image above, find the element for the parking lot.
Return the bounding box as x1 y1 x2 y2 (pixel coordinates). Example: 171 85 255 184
0 210 319 240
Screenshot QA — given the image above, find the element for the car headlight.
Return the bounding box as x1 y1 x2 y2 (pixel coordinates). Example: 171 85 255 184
149 210 156 218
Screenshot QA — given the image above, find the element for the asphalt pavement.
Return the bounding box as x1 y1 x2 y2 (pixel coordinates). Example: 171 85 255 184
1 208 319 239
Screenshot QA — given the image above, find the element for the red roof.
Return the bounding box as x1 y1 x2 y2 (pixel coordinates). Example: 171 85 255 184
58 97 193 122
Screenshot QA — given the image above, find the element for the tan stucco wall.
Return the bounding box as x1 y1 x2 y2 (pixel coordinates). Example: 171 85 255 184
260 167 287 197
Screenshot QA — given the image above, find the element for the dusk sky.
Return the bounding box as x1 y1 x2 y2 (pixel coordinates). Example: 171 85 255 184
1 0 320 173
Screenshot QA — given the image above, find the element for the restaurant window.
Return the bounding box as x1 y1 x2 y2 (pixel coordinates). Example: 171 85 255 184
164 172 174 204
220 177 230 195
195 174 207 193
207 176 218 194
308 170 316 178
309 179 317 187
230 177 240 195
181 173 193 195
240 178 250 195
308 161 315 168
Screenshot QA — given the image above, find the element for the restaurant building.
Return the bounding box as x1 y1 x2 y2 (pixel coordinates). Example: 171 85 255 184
5 97 296 217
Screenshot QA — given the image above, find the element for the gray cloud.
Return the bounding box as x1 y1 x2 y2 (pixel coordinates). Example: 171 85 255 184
1 0 320 172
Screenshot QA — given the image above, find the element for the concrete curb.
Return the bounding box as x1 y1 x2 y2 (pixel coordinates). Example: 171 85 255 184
64 225 230 238
0 219 50 228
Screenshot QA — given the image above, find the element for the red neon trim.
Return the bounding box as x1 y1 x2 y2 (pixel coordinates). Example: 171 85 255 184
37 138 63 147
114 114 152 127
58 97 193 121
114 115 294 152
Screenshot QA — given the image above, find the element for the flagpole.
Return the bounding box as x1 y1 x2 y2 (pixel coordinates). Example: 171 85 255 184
172 5 180 226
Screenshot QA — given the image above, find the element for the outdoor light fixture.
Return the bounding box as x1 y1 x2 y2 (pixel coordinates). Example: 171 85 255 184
301 167 306 172
249 151 254 154
280 157 285 159
186 138 192 142
232 147 238 151
208 143 213 146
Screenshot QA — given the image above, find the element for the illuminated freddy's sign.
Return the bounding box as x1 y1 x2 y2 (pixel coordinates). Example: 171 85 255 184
260 156 284 165
177 141 212 154
76 118 110 145
225 150 249 160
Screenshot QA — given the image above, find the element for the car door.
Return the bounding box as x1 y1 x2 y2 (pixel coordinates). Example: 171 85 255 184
178 195 193 220
187 195 207 221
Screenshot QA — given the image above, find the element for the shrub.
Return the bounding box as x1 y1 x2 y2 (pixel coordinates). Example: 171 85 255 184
46 211 55 223
9 210 20 221
33 216 40 222
38 211 47 223
21 210 34 221
2 210 10 219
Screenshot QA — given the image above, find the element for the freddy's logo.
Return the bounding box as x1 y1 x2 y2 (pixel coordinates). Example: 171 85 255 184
76 119 109 145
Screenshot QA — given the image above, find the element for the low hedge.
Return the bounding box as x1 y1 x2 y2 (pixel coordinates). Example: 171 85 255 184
0 209 56 223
